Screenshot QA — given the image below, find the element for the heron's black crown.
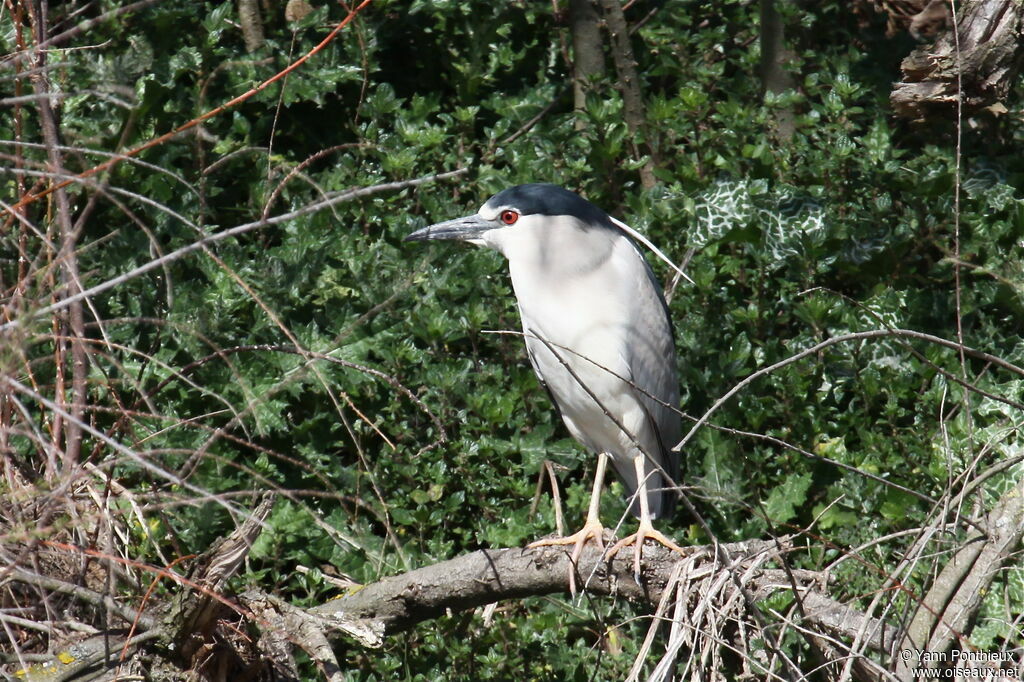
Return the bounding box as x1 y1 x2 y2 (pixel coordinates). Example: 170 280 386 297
487 184 611 228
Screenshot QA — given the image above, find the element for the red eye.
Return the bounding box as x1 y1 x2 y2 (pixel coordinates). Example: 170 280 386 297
500 210 519 225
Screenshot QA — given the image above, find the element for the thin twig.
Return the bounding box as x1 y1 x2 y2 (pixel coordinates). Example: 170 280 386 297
1 169 468 331
4 0 373 215
676 328 1024 453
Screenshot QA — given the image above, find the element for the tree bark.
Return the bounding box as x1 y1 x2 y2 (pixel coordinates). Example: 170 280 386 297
895 478 1024 680
238 0 266 52
760 0 797 141
891 0 1024 121
12 491 1022 681
569 0 606 121
598 0 658 188
26 0 88 475
8 466 1021 680
168 492 277 668
309 537 846 638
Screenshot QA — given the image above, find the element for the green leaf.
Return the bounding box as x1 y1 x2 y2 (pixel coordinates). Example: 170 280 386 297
764 472 813 525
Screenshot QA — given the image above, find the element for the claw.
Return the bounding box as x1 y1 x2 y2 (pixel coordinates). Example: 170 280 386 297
607 517 687 581
527 517 607 594
527 453 611 595
606 453 687 581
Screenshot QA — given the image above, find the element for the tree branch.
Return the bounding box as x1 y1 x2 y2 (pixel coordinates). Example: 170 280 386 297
307 536 892 661
26 0 89 474
597 0 657 188
896 478 1024 678
237 0 266 52
569 0 606 119
0 168 468 332
891 0 1024 121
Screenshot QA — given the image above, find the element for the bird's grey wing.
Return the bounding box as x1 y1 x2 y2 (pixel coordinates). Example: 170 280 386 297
624 256 682 518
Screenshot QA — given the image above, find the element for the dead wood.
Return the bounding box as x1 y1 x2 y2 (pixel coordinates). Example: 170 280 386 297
11 484 1021 680
895 478 1024 679
891 0 1024 121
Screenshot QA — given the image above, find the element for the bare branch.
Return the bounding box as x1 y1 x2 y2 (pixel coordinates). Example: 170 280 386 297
1 564 158 631
306 537 889 655
169 492 277 665
892 0 1024 121
0 0 161 71
0 168 469 332
896 478 1024 677
676 328 1024 453
597 0 657 188
237 0 266 52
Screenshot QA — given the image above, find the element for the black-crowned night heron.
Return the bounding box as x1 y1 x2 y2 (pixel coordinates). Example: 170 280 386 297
406 183 687 579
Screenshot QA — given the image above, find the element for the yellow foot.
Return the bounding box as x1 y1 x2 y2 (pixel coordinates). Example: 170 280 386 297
607 520 687 581
527 517 607 594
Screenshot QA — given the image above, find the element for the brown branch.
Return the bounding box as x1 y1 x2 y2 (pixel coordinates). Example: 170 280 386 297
896 478 1024 678
0 0 162 71
168 491 277 665
891 0 1024 121
2 564 158 631
569 0 606 119
4 630 161 682
25 0 88 474
4 0 373 216
237 0 266 52
2 495 276 680
306 537 893 658
597 0 657 188
16 510 996 681
244 591 344 682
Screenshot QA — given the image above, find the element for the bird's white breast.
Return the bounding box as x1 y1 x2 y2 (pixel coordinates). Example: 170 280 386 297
495 219 655 461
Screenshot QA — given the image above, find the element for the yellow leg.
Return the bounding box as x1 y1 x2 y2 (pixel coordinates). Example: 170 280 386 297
527 452 610 593
607 454 686 579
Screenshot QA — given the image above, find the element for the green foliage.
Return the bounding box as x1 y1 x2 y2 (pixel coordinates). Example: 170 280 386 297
2 0 1023 678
